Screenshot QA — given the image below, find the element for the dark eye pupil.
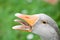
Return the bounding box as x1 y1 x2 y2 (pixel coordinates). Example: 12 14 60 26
43 21 46 24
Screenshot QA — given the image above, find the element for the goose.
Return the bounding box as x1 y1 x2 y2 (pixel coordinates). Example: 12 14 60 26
12 13 60 40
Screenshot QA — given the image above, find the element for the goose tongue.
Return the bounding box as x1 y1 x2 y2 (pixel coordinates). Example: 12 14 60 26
12 19 32 32
14 19 30 26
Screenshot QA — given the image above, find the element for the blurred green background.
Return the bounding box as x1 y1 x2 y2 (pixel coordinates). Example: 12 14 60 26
0 0 60 40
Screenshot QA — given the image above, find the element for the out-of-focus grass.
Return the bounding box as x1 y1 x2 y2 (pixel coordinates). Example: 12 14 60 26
0 0 60 40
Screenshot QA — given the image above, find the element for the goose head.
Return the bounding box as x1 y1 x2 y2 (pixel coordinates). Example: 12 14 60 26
12 13 60 40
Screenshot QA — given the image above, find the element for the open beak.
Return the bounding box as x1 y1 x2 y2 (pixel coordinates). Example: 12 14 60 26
12 13 38 32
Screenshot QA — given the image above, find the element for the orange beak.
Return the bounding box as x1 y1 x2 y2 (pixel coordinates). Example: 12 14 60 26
15 13 38 26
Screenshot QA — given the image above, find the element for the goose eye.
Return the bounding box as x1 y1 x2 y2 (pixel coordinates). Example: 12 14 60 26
42 21 47 24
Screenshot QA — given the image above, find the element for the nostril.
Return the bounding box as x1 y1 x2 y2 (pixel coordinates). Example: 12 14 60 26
25 16 30 19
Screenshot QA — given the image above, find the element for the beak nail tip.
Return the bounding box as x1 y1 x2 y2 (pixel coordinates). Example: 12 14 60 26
12 27 15 29
14 19 18 22
15 13 22 17
12 26 17 29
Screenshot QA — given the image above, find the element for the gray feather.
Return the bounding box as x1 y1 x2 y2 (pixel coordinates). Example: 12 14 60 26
32 14 60 40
